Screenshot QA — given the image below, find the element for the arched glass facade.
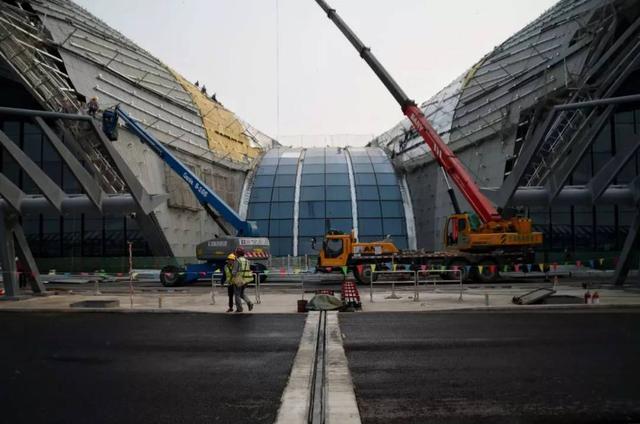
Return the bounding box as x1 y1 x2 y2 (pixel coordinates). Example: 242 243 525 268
245 147 412 256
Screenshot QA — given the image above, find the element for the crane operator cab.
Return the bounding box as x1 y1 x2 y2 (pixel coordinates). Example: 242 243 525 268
445 213 481 250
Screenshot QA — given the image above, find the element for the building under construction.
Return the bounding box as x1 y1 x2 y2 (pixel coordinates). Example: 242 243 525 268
1 0 640 285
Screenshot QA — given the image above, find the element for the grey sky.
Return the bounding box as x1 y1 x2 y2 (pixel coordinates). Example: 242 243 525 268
75 0 558 147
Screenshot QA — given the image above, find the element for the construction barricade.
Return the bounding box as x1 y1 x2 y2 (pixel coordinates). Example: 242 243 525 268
416 268 463 302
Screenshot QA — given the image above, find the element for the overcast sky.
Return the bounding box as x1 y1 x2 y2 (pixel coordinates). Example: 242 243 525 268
75 0 558 147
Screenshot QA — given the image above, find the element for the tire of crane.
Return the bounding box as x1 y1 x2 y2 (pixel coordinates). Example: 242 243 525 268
446 258 472 282
160 265 185 287
353 264 376 285
475 258 499 283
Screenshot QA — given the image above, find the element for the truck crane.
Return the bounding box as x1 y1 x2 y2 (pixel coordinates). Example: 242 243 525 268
313 0 542 283
108 106 270 286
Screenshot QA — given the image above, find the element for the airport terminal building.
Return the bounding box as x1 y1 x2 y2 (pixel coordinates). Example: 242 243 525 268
1 0 640 277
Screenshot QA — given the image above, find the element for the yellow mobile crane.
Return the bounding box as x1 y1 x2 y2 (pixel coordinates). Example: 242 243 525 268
313 0 542 283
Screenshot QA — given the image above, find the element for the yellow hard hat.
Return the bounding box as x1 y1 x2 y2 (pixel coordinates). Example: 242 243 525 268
227 253 236 261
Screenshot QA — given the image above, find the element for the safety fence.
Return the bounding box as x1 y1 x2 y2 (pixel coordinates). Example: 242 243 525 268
369 269 463 303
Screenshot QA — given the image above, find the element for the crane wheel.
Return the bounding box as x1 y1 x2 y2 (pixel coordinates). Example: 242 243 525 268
353 265 375 285
160 265 185 287
446 259 471 282
475 259 499 283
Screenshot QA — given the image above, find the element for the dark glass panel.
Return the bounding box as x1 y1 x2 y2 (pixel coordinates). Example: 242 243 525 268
357 201 381 217
325 173 349 185
247 202 270 219
383 218 407 235
269 219 294 237
271 187 295 202
381 201 404 217
302 164 325 174
379 186 402 200
326 164 348 173
274 174 296 186
276 165 298 175
299 219 326 236
301 173 324 186
253 175 275 187
358 218 383 236
270 202 294 219
299 201 325 218
301 186 325 201
326 201 352 218
256 165 277 175
375 173 398 185
326 186 351 201
356 186 379 200
250 187 272 202
355 173 376 185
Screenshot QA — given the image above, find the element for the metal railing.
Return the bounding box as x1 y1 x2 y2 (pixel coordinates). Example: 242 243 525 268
368 268 464 303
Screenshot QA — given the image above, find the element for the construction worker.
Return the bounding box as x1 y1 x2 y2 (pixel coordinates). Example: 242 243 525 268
232 247 254 312
223 253 236 313
87 96 99 117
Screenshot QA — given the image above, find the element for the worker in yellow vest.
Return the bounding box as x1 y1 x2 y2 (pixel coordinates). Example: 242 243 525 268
232 247 254 312
223 254 236 313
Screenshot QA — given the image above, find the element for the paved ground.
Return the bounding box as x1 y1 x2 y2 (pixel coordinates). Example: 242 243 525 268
0 312 305 424
340 310 640 424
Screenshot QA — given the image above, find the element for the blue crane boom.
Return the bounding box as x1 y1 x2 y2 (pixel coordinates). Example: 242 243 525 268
114 105 259 237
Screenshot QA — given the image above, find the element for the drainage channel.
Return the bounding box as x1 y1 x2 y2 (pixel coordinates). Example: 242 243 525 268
308 310 327 423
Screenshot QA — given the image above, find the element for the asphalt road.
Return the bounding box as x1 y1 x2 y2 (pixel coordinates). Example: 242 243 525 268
340 310 640 424
0 312 305 424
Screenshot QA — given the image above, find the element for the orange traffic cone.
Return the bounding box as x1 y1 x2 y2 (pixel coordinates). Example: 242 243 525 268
584 290 592 304
592 291 600 305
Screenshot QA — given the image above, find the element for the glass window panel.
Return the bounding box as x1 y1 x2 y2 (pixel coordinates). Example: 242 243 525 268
302 164 325 174
104 217 125 256
326 201 352 218
270 202 294 219
278 157 299 165
83 215 102 257
376 174 398 185
276 165 298 175
305 156 325 164
260 158 279 166
359 218 382 236
373 162 395 173
326 218 353 233
326 186 351 201
301 186 325 201
390 237 408 249
355 173 376 185
270 219 294 237
299 201 325 218
253 175 275 187
299 219 326 236
356 186 379 200
271 187 295 202
63 216 82 258
379 186 402 200
63 165 81 193
353 163 374 173
369 156 389 164
326 173 349 185
250 188 272 202
381 201 404 217
247 202 270 219
254 220 270 237
326 164 348 173
274 174 296 186
41 216 61 257
298 237 319 256
350 155 371 163
270 237 293 256
256 165 277 175
357 201 381 217
383 218 406 235
301 174 324 186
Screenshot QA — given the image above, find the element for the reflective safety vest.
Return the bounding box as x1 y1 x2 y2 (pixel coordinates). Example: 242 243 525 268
233 256 253 286
223 264 233 285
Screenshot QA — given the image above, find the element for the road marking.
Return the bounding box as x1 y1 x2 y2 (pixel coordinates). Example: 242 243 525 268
275 312 319 424
275 311 361 424
326 312 361 423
